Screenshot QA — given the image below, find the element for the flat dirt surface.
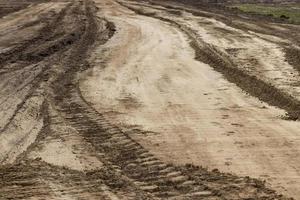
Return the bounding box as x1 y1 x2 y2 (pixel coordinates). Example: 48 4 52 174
0 0 300 199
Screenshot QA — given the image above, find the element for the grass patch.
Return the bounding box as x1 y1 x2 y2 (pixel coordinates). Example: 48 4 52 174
231 3 300 24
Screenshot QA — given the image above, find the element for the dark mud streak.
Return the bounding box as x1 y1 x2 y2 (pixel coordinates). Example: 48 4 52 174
190 41 300 120
121 1 300 121
284 47 300 73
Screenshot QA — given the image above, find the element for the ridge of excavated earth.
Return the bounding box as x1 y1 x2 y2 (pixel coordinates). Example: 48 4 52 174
0 0 299 199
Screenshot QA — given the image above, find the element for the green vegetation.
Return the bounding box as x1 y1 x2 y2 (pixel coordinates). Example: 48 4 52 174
231 4 300 24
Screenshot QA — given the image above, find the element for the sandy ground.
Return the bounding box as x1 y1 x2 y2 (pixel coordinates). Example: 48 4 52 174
0 0 299 199
0 2 67 164
81 0 300 198
125 1 300 100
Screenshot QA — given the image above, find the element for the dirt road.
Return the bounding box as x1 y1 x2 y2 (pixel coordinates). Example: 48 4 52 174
0 0 299 199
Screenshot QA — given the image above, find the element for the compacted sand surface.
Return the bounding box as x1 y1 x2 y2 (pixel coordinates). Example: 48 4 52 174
81 0 300 198
0 0 299 199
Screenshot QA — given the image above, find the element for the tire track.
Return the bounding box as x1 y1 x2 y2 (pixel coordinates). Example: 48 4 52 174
0 160 153 200
0 1 84 134
51 77 289 198
48 1 289 195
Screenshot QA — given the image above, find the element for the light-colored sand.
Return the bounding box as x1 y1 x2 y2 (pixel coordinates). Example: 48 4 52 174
80 0 300 198
28 105 104 171
0 95 44 164
126 1 300 100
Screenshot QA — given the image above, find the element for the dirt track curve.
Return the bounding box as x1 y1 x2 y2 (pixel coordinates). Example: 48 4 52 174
0 0 299 199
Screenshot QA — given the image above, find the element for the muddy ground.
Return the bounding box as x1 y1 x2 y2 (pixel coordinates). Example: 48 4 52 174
0 0 299 199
